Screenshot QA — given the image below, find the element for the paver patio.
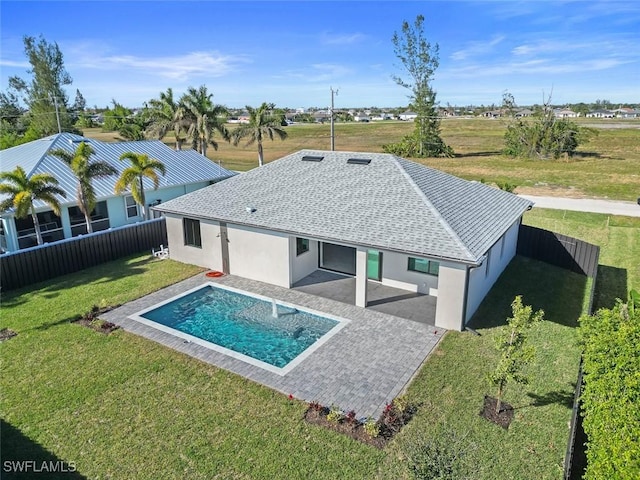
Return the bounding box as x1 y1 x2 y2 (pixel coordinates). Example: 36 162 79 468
102 272 443 419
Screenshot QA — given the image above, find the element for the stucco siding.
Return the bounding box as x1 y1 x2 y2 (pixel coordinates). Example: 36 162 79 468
465 219 521 322
290 238 319 285
434 263 467 330
165 213 222 270
227 224 291 288
379 250 439 295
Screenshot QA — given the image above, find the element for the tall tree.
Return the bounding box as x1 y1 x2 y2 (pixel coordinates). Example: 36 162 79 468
8 35 76 136
145 88 187 150
232 102 288 167
384 15 453 157
181 85 229 156
114 152 166 220
50 142 117 233
0 166 66 245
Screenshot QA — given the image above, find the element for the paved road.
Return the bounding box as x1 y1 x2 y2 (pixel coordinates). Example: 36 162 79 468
519 195 640 217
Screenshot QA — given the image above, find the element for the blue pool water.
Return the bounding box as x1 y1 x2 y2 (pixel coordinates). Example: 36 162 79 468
139 285 340 368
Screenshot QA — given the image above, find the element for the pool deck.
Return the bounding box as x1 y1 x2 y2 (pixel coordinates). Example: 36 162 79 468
102 272 443 419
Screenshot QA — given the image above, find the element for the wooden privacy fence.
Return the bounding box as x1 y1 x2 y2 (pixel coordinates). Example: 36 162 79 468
1 218 167 291
517 224 600 278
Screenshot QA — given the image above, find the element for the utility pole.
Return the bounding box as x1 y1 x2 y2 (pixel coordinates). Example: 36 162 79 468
50 94 62 133
330 87 338 151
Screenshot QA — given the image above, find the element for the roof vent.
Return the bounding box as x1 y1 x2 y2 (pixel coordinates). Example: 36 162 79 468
245 206 257 213
347 158 371 165
302 155 324 162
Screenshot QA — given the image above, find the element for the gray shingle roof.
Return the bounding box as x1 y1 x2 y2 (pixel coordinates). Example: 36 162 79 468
157 150 532 264
0 132 235 209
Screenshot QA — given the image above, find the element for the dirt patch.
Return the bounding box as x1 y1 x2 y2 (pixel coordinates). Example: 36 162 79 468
0 328 17 342
480 395 514 429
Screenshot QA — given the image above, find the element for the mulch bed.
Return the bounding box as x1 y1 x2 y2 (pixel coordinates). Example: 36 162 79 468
479 395 514 429
303 400 417 449
0 328 18 342
73 305 120 334
304 407 388 448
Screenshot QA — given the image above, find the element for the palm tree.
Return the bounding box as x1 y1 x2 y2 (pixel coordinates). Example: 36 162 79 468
51 142 117 233
0 166 66 245
232 103 288 167
181 85 229 157
145 88 187 150
114 152 166 220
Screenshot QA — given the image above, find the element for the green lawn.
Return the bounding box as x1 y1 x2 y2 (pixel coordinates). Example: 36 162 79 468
84 118 640 200
2 210 638 479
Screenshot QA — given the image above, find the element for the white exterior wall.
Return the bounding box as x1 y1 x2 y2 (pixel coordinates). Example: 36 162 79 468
289 238 319 284
378 250 439 295
465 219 521 323
165 213 223 270
434 263 468 331
226 224 291 288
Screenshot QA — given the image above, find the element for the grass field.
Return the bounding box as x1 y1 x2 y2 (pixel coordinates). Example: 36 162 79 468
83 117 640 200
2 210 637 479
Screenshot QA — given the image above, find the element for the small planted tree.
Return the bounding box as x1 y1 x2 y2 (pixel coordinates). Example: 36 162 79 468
488 296 544 413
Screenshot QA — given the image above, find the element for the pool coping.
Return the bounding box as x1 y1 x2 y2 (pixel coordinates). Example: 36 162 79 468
129 282 350 376
102 273 444 419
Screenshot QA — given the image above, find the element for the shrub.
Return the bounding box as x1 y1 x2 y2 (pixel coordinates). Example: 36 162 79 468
363 418 380 438
579 293 640 480
404 428 478 479
326 404 343 424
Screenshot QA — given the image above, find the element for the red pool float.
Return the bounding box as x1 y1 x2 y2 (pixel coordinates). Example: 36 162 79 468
205 271 224 278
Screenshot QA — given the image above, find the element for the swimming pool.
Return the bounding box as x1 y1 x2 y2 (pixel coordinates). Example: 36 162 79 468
130 283 348 374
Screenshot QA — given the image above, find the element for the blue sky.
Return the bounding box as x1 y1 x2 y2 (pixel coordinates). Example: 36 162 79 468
1 0 638 109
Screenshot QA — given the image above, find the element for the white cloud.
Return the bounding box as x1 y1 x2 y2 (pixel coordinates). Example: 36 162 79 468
444 56 633 79
73 50 250 80
321 32 367 45
0 59 29 68
451 35 506 61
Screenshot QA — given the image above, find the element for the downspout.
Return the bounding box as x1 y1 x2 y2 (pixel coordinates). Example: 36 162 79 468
462 260 485 329
461 265 471 329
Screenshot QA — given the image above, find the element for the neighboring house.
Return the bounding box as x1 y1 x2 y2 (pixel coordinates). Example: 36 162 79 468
554 108 579 118
482 110 502 118
586 109 615 118
155 150 532 332
399 111 418 121
353 112 371 122
0 132 234 253
612 108 640 118
515 108 533 118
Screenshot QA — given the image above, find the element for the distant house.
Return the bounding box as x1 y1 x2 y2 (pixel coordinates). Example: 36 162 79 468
482 110 502 118
353 112 371 122
155 150 532 331
0 133 234 253
313 112 330 123
612 108 639 118
515 109 533 118
399 111 418 121
586 110 615 118
553 108 579 118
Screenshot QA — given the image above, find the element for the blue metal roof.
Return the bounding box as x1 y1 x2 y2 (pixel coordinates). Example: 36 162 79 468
0 133 235 209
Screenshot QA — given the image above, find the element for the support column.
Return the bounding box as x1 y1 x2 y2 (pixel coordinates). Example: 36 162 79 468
355 247 368 307
2 216 19 252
